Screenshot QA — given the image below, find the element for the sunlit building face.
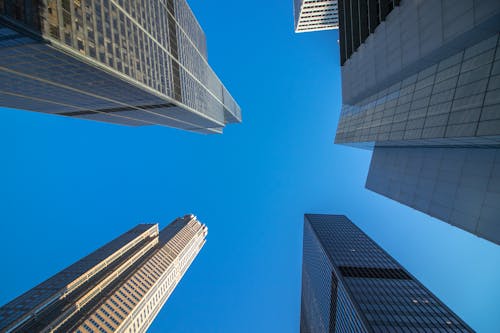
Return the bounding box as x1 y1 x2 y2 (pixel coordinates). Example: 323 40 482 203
0 214 207 333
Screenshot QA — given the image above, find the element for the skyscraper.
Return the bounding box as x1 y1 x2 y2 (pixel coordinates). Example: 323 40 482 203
0 214 207 333
294 0 339 33
334 0 500 244
0 0 240 133
300 214 474 332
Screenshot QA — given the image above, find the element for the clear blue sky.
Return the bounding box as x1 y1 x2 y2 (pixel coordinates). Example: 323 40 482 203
1 1 499 332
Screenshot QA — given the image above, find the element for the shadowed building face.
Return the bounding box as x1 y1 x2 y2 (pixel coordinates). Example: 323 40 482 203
333 0 500 245
300 214 474 332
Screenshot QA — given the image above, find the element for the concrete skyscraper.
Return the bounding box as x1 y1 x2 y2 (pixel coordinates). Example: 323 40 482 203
0 214 207 333
0 0 240 133
300 214 474 332
334 0 500 244
294 0 339 33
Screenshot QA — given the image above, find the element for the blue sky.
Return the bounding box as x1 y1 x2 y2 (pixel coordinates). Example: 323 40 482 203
1 0 500 332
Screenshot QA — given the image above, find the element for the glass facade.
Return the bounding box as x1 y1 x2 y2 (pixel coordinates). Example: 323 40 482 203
301 220 337 333
338 0 400 65
336 0 500 146
366 146 500 245
336 34 500 147
0 214 207 333
334 0 500 246
300 214 474 332
0 0 240 133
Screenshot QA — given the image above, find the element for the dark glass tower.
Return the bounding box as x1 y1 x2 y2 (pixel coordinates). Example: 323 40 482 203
300 214 474 332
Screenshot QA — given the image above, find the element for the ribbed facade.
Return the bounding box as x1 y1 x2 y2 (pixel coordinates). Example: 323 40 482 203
333 0 500 245
337 0 399 65
294 0 339 33
0 0 240 133
0 214 207 333
300 214 474 332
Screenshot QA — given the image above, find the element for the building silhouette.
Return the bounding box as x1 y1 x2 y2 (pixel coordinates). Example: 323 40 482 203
294 0 339 33
300 214 474 332
0 214 207 333
0 0 240 133
334 0 500 244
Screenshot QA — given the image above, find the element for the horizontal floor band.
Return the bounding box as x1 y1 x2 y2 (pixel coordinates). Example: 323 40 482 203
60 102 176 116
339 266 411 280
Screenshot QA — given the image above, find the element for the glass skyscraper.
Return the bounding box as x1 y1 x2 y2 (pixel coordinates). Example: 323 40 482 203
334 0 500 244
0 214 207 333
0 0 240 133
300 214 474 332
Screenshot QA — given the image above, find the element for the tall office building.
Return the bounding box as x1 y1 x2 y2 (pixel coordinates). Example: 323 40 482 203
0 0 240 133
294 0 339 33
300 214 474 332
334 0 500 244
0 214 207 333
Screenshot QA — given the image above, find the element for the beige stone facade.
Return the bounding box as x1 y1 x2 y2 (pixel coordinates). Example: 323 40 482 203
0 214 207 333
